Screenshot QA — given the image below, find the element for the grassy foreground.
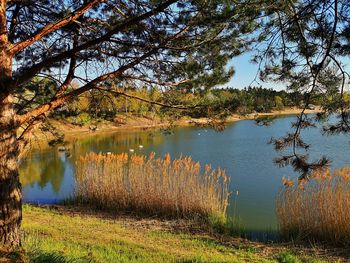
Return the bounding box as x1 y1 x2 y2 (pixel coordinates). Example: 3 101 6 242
0 205 341 263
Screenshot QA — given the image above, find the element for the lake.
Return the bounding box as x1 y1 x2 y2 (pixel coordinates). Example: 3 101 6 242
20 115 349 239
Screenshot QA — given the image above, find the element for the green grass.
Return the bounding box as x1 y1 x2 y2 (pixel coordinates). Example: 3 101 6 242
275 251 330 263
10 205 333 263
206 214 244 237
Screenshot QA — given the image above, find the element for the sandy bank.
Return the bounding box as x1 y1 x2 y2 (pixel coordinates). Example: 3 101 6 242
29 106 321 146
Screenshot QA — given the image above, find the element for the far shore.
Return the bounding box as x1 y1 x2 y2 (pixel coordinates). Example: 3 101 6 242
30 106 321 147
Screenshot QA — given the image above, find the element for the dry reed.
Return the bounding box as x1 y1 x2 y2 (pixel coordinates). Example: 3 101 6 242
75 152 230 218
276 167 350 245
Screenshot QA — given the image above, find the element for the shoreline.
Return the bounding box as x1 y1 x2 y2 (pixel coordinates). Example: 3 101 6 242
59 106 322 135
30 106 321 146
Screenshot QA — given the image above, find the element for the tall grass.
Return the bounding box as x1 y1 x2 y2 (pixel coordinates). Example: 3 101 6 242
276 167 350 245
74 152 230 219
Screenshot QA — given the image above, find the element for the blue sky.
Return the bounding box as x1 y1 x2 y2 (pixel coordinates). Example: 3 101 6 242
227 52 350 91
227 52 285 90
48 48 349 92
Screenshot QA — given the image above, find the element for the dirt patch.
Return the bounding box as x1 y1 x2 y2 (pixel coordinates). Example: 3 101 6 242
0 248 26 263
37 204 210 235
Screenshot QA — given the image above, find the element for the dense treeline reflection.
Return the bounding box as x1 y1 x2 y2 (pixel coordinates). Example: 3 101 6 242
20 130 166 195
20 152 65 193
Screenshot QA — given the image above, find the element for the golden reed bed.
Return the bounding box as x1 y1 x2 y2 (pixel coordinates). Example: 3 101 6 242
75 152 230 218
277 167 350 245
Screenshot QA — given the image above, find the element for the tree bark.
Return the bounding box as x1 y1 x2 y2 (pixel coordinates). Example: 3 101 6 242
0 0 22 246
0 95 22 247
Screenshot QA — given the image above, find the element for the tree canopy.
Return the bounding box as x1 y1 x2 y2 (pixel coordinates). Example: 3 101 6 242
6 0 256 129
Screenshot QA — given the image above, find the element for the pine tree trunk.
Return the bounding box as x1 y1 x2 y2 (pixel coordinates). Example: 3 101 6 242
0 96 22 247
0 0 22 246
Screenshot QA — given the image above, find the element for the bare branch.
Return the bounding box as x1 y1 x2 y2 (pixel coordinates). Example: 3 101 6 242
16 46 160 125
9 0 102 54
96 86 200 110
52 42 78 99
121 74 190 87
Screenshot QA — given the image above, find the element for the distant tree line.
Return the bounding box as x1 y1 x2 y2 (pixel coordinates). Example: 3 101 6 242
15 77 326 126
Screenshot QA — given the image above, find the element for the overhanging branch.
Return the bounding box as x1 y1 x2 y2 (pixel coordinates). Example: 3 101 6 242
16 46 160 125
11 0 177 89
9 0 102 54
96 87 201 110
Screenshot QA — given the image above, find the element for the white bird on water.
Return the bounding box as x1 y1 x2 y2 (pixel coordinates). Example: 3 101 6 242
139 145 144 149
129 149 135 152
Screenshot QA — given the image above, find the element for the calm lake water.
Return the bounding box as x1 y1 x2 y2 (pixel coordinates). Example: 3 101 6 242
20 115 349 237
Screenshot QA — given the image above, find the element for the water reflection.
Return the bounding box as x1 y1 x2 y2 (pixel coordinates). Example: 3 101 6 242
21 130 166 203
20 116 350 233
20 152 65 193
